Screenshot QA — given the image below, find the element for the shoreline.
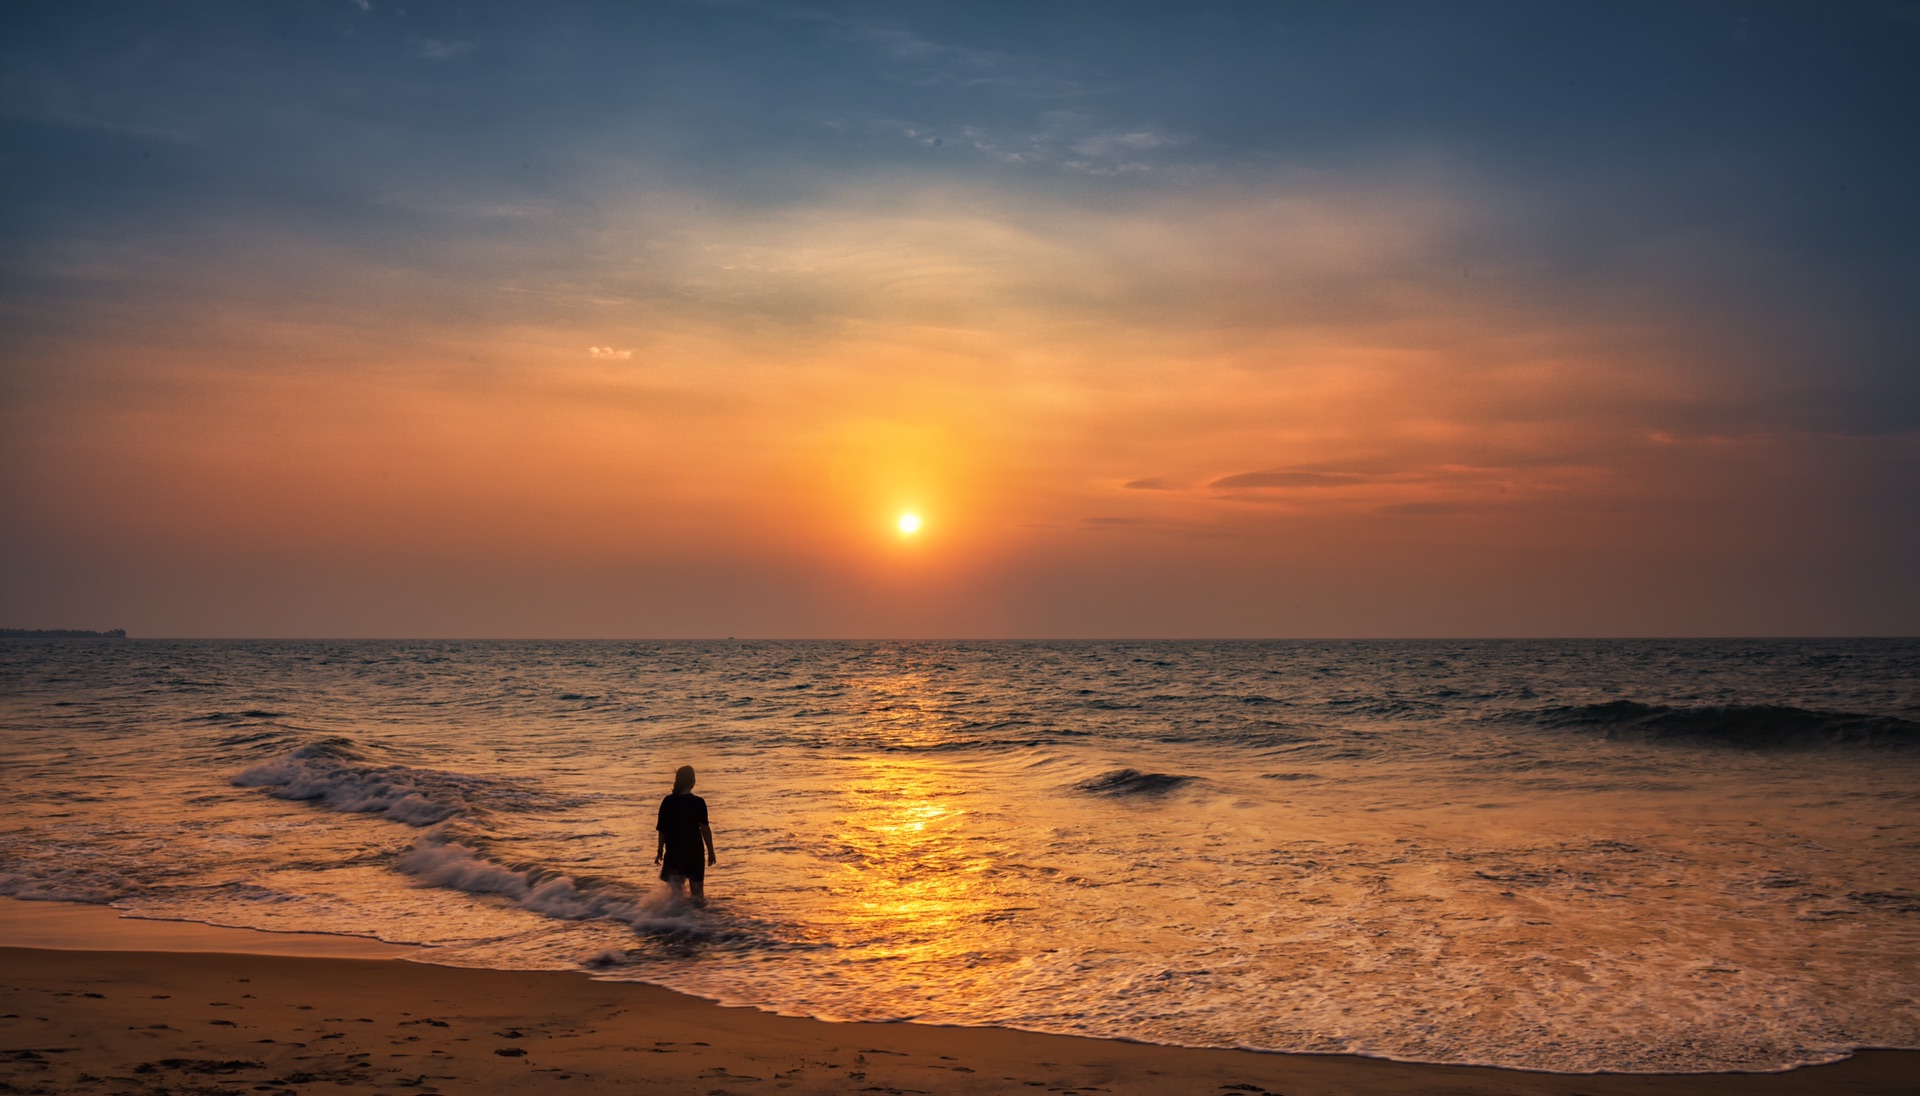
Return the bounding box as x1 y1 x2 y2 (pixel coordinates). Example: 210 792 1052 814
0 897 420 960
4 902 1917 1095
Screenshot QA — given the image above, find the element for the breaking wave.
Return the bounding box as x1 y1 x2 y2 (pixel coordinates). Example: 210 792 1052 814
1522 702 1920 749
232 738 562 825
192 710 288 722
397 831 653 924
1076 768 1194 796
395 831 795 947
230 741 736 939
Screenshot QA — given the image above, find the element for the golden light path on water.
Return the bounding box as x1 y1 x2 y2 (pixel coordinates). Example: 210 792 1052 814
817 665 1004 993
829 759 993 976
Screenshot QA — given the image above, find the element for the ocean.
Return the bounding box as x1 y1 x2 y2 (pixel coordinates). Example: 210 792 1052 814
2 638 1916 1074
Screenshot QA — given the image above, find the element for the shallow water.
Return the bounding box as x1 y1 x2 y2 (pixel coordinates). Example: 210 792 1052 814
2 638 1917 1072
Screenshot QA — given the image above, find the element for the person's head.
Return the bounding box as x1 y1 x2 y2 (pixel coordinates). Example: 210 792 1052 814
673 765 696 793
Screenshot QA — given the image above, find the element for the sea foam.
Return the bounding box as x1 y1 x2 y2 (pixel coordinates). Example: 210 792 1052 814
232 738 556 825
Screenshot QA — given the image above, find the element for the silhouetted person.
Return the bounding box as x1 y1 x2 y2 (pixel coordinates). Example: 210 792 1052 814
655 765 716 906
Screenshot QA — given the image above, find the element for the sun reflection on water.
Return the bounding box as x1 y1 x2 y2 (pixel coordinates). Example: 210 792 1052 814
758 653 1022 995
825 757 997 968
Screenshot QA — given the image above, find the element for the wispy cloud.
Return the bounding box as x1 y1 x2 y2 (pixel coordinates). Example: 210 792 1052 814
826 21 1090 99
1211 471 1368 489
795 12 1189 176
27 109 197 145
1377 501 1487 516
837 113 1195 176
414 39 474 61
1064 128 1192 174
588 347 631 361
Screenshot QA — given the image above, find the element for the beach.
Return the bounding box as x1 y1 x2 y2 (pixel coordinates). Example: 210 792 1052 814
8 948 1918 1095
4 903 1917 1096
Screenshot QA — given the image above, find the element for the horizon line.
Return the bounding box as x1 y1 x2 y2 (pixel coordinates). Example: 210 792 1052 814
9 633 1917 643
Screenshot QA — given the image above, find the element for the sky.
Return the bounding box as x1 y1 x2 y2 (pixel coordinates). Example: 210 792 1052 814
2 0 1917 638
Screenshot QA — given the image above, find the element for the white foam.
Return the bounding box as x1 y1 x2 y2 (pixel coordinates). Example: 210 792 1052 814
0 897 419 959
234 746 473 825
0 869 131 904
395 831 688 931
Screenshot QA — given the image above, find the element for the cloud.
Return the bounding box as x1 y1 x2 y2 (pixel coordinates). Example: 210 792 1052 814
852 26 946 63
1075 131 1177 155
587 347 631 361
414 39 474 61
1376 501 1483 516
837 113 1191 175
1123 478 1179 491
34 110 197 145
1066 128 1191 173
348 0 370 11
827 21 1087 99
1210 471 1368 489
908 113 1195 176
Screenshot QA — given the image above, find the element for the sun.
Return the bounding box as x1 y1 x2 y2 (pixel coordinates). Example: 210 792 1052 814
896 512 922 536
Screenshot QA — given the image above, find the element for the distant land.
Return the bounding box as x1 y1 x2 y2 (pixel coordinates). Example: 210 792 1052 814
0 628 128 639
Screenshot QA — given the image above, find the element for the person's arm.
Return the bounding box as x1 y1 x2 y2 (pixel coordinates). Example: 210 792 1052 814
655 799 667 863
700 822 716 866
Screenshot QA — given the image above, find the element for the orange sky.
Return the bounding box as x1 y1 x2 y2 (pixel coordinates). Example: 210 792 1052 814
3 4 1916 636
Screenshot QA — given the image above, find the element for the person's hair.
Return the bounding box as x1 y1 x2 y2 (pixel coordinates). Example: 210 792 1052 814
673 765 696 793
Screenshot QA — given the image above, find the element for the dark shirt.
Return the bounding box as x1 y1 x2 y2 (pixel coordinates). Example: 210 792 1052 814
656 792 709 858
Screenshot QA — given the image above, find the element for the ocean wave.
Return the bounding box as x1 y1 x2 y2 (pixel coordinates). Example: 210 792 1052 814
1324 696 1445 720
1156 725 1315 749
0 867 141 904
1522 701 1920 749
1075 769 1194 796
395 831 654 923
394 831 786 948
192 709 288 722
232 739 561 825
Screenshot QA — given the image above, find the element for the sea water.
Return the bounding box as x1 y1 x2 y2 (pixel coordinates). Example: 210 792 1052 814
2 638 1916 1073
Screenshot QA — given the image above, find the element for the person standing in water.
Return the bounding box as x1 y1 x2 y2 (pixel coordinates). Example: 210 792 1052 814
655 765 716 906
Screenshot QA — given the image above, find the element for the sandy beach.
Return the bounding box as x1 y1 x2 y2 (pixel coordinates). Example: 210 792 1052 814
3 903 1914 1096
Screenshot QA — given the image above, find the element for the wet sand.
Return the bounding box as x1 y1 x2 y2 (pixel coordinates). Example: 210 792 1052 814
1 903 1914 1095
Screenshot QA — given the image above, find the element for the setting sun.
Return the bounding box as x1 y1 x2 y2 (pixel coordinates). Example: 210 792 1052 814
897 513 922 536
